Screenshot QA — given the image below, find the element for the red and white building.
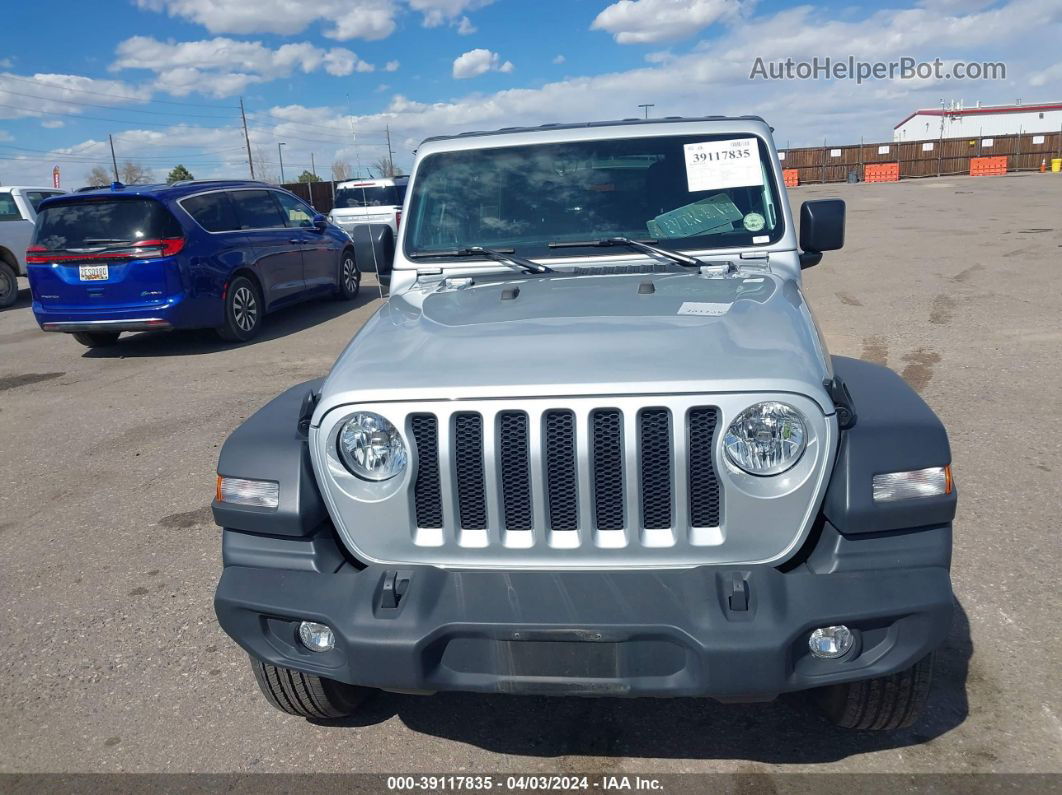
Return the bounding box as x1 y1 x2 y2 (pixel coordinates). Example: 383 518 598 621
893 101 1062 142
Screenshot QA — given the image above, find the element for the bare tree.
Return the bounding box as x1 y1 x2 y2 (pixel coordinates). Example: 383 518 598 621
252 145 279 184
85 166 111 187
371 155 403 178
119 161 153 185
331 160 353 181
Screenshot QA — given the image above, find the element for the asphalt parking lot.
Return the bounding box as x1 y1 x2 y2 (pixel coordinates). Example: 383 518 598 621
1 172 1060 777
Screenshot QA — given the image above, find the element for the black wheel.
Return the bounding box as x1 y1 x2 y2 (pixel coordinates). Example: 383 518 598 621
249 656 371 720
0 260 17 308
335 249 360 300
217 275 262 342
815 653 935 730
72 331 120 348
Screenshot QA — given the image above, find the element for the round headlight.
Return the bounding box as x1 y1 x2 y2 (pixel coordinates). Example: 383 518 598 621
337 412 407 481
723 402 807 476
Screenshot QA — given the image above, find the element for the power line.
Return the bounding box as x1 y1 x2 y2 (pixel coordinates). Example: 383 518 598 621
0 72 238 109
0 87 238 119
0 100 240 129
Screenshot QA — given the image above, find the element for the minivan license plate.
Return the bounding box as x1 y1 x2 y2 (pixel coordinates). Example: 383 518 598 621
79 265 109 281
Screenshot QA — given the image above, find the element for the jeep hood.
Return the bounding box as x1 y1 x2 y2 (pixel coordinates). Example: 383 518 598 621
316 271 835 419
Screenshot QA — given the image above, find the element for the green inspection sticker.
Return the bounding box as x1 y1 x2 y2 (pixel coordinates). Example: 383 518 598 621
743 212 765 232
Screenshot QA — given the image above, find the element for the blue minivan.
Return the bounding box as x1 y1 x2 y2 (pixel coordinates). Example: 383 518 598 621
27 180 360 347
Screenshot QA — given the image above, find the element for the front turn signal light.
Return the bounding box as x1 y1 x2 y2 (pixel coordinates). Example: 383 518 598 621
216 475 279 509
872 465 952 502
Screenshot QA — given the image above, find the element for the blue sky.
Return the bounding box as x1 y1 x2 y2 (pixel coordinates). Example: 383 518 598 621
1 0 1059 187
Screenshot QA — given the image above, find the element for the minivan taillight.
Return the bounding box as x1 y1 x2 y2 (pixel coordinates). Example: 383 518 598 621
395 211 402 229
25 237 185 263
134 237 186 258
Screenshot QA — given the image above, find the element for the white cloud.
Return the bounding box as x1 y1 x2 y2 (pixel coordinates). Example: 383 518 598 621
134 0 399 41
552 54 566 65
452 48 513 79
135 0 493 39
592 0 746 44
408 0 492 27
385 60 401 72
2 0 1054 187
644 50 675 64
0 58 13 69
111 36 374 96
0 72 152 120
457 16 477 34
1028 62 1062 87
315 0 1056 162
41 119 65 128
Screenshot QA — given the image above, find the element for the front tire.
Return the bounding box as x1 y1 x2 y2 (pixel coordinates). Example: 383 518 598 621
217 275 262 342
0 260 17 308
72 331 120 348
335 250 360 300
249 657 371 720
815 653 935 730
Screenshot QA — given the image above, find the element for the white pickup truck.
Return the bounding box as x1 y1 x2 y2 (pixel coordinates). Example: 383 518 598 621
0 185 66 307
327 176 408 239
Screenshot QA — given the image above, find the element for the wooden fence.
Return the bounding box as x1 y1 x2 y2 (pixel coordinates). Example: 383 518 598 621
778 130 1062 184
280 180 341 214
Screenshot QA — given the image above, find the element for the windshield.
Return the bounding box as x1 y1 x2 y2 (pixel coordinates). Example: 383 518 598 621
34 198 182 250
334 185 405 209
405 133 782 259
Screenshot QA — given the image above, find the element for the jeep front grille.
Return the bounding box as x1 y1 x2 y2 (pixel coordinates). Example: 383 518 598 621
407 403 721 547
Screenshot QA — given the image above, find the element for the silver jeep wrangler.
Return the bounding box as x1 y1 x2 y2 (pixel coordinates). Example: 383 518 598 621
213 117 956 731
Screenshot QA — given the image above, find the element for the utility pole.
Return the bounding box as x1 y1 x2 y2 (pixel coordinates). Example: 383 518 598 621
936 98 946 177
385 125 395 177
638 103 654 119
310 152 316 180
108 134 119 182
278 142 286 184
240 97 255 179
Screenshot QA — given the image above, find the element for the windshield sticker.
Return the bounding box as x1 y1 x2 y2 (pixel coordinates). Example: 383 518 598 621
683 138 764 192
678 301 731 317
752 235 769 244
647 193 742 238
742 212 765 232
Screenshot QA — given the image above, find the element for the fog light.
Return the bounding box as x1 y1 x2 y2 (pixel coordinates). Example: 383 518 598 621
298 621 335 653
809 625 854 659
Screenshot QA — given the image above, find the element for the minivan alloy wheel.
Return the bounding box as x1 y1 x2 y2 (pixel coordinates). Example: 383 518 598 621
342 256 358 294
232 285 258 332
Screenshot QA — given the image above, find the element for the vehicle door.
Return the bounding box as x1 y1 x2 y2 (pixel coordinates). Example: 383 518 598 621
229 189 305 308
0 191 36 275
272 190 333 292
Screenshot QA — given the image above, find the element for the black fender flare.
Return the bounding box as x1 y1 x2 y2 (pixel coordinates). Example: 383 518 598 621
823 356 956 534
212 379 327 537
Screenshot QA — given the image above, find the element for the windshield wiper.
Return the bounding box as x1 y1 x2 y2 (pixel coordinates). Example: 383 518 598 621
548 237 704 268
408 246 553 274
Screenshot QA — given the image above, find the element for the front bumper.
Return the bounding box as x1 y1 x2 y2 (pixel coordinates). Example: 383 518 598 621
215 530 953 700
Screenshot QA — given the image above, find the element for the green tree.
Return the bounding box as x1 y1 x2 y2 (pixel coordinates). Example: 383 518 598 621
297 170 322 183
167 164 194 183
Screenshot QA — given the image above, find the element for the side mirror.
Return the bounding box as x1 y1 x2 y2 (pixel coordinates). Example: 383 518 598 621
312 213 328 230
350 224 395 288
799 199 845 269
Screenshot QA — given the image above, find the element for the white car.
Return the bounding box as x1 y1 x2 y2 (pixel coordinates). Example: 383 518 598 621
327 176 408 239
0 186 66 307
